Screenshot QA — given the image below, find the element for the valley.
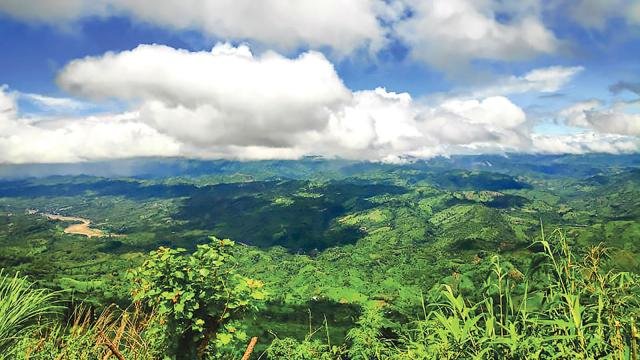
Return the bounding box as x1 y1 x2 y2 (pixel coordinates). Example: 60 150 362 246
1 155 639 357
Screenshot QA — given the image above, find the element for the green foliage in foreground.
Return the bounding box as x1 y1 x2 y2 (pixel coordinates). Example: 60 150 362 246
266 230 640 359
2 231 639 359
129 237 266 358
398 231 640 359
14 304 163 360
0 271 61 356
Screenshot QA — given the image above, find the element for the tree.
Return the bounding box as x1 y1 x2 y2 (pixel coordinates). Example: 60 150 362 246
129 237 266 359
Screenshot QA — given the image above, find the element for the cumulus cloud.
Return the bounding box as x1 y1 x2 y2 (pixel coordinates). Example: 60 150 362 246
559 100 640 136
586 111 640 136
0 87 180 164
322 88 421 157
308 89 530 161
58 43 352 148
394 0 558 72
422 96 532 150
55 43 545 161
1 44 633 163
0 0 387 55
440 97 526 129
559 100 603 128
0 86 17 118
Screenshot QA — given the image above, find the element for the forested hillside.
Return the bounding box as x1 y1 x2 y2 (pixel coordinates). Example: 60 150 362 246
1 155 639 358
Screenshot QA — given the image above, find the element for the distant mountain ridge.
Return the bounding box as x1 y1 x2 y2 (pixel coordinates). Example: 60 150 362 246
1 154 639 179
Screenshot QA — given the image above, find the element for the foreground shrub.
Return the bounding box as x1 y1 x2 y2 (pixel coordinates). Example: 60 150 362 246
129 237 267 359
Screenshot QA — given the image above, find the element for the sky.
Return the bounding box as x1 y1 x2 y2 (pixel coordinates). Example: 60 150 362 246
0 0 640 164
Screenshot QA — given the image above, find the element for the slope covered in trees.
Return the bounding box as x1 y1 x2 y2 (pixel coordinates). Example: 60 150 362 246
0 154 639 358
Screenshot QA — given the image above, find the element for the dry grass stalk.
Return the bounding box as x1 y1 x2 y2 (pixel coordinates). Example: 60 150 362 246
241 337 258 360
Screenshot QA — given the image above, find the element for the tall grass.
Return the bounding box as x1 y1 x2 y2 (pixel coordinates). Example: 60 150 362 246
257 230 640 359
0 270 159 359
401 229 640 359
4 229 640 359
19 304 163 359
0 271 61 355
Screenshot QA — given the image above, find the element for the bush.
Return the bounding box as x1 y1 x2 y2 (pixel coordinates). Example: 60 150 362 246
129 237 267 359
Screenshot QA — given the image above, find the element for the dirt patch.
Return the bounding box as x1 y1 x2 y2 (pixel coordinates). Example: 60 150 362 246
44 214 116 238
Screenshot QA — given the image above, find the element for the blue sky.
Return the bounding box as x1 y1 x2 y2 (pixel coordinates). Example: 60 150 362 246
0 0 639 163
0 14 451 98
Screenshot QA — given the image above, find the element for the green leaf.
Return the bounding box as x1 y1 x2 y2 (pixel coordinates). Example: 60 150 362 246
251 291 266 300
218 333 233 345
175 303 185 313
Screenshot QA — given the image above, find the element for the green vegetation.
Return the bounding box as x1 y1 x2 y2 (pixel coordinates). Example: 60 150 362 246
129 238 266 358
3 231 639 358
0 271 60 355
14 305 161 360
0 154 639 358
399 231 640 359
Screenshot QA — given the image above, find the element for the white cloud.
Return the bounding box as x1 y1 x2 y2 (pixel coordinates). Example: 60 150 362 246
394 0 558 72
297 90 534 161
559 100 640 136
470 66 584 98
560 100 602 128
323 88 421 154
586 110 640 136
0 0 575 76
609 81 640 95
0 88 180 164
1 44 635 163
21 92 88 111
0 0 566 73
58 43 352 148
440 96 526 129
57 44 542 161
532 132 638 154
631 2 640 24
0 0 387 55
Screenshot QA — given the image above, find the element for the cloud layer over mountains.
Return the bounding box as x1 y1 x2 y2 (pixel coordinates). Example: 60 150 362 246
0 43 636 164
